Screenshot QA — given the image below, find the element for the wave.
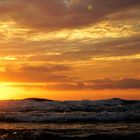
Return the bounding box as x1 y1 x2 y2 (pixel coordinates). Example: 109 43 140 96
0 98 139 122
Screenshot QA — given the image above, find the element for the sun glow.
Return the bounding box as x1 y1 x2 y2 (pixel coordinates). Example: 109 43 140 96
0 82 23 100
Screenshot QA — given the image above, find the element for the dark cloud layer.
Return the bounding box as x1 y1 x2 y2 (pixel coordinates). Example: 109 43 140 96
0 0 139 30
45 78 140 90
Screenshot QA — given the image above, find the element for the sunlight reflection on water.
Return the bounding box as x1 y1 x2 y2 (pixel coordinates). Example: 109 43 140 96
0 122 139 131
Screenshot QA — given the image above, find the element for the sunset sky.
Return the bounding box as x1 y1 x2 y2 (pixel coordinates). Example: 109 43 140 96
0 0 140 100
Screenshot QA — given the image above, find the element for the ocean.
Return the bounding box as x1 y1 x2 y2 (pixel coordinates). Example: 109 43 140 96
0 98 139 139
0 122 140 139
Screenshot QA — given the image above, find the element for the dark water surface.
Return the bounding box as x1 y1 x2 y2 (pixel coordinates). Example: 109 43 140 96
0 99 139 139
0 122 140 140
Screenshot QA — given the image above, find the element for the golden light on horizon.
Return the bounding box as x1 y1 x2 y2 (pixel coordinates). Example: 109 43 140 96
0 82 139 101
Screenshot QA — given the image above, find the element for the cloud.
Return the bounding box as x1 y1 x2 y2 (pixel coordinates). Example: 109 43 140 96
9 78 140 90
0 65 73 82
25 36 140 62
0 0 139 30
19 65 71 73
88 78 140 89
0 0 139 91
45 78 140 90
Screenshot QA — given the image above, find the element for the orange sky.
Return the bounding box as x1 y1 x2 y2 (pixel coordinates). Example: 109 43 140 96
0 0 140 100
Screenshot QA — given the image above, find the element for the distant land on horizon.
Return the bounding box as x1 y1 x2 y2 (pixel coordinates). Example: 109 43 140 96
1 97 140 102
